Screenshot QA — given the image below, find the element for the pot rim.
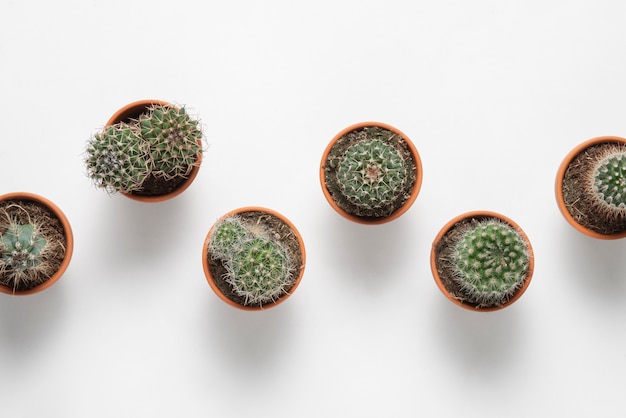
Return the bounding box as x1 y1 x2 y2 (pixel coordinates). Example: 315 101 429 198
201 206 306 311
0 192 74 296
430 210 534 312
319 121 423 225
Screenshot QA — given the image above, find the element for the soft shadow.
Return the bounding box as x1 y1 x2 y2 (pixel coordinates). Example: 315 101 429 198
202 298 297 378
560 224 626 304
431 300 527 377
0 284 65 360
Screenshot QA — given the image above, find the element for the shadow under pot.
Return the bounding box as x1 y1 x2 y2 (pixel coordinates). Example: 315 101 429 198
202 207 306 311
320 122 423 225
0 192 74 295
555 136 626 239
430 211 534 312
85 99 204 203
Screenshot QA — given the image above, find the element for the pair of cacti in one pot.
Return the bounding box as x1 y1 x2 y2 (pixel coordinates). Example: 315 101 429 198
0 192 74 295
556 136 626 239
202 207 306 311
85 100 204 202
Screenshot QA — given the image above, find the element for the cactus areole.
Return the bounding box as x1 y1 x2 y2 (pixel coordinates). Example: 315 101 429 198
203 207 306 310
321 122 422 224
431 212 534 311
557 136 626 238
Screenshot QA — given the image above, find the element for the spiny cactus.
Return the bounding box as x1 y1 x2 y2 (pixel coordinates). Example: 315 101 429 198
337 137 409 210
451 220 530 307
591 150 626 212
324 126 417 219
85 123 151 194
208 214 296 307
85 103 203 195
139 105 203 180
0 219 52 291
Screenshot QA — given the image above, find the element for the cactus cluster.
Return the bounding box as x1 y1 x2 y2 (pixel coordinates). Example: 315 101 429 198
325 126 416 218
450 219 530 307
0 217 54 291
208 215 296 307
591 149 626 213
85 104 202 194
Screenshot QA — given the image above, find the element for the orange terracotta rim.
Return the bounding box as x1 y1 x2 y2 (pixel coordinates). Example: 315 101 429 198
0 192 74 296
201 206 306 311
430 210 534 312
106 99 202 203
555 136 626 240
319 121 423 225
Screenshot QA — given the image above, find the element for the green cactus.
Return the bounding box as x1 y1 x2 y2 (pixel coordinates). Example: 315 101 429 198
452 220 530 307
139 105 203 180
324 126 417 218
0 220 50 290
592 150 626 210
208 214 296 307
85 123 151 194
224 238 293 306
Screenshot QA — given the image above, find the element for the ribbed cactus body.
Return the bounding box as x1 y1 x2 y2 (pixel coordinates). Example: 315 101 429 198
0 223 48 273
140 105 203 180
452 220 530 307
337 138 408 210
85 123 150 193
592 151 626 210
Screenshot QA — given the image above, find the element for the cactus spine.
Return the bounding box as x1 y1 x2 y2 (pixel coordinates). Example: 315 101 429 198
208 215 296 307
451 220 530 307
591 149 626 213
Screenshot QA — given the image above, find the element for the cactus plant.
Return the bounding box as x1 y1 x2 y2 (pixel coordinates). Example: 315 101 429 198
321 122 422 223
0 194 72 294
203 208 305 310
431 212 534 311
557 137 626 238
85 101 203 199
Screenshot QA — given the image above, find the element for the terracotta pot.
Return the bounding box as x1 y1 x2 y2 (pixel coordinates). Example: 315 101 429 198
430 211 534 312
555 136 626 239
0 192 74 295
202 206 306 311
319 121 423 225
106 99 202 203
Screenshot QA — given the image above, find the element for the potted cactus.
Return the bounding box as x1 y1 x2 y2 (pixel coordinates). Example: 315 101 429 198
320 122 423 224
0 192 74 295
85 99 204 203
202 207 306 311
556 136 626 239
430 211 534 311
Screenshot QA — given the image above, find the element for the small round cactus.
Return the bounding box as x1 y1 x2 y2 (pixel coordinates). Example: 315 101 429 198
591 149 626 212
451 220 531 307
205 210 304 309
85 123 151 194
322 124 420 221
139 105 203 180
85 102 203 196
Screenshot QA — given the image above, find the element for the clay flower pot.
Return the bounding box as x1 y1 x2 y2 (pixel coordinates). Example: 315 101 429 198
555 136 626 239
0 192 74 295
86 99 203 203
430 211 534 312
320 122 423 225
202 207 306 311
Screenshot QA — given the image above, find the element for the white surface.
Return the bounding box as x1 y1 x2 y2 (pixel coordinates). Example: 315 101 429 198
2 1 626 416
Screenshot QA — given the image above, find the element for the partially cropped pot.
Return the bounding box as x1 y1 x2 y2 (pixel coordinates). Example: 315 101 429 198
555 136 626 239
320 122 423 225
0 192 74 295
86 99 203 203
430 211 534 312
202 207 306 311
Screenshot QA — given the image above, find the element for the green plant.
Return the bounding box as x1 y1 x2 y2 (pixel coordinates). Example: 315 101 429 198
85 103 203 195
451 220 530 307
0 217 54 291
591 149 626 213
208 215 296 307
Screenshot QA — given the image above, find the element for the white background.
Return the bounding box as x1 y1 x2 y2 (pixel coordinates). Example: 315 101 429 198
2 1 626 416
